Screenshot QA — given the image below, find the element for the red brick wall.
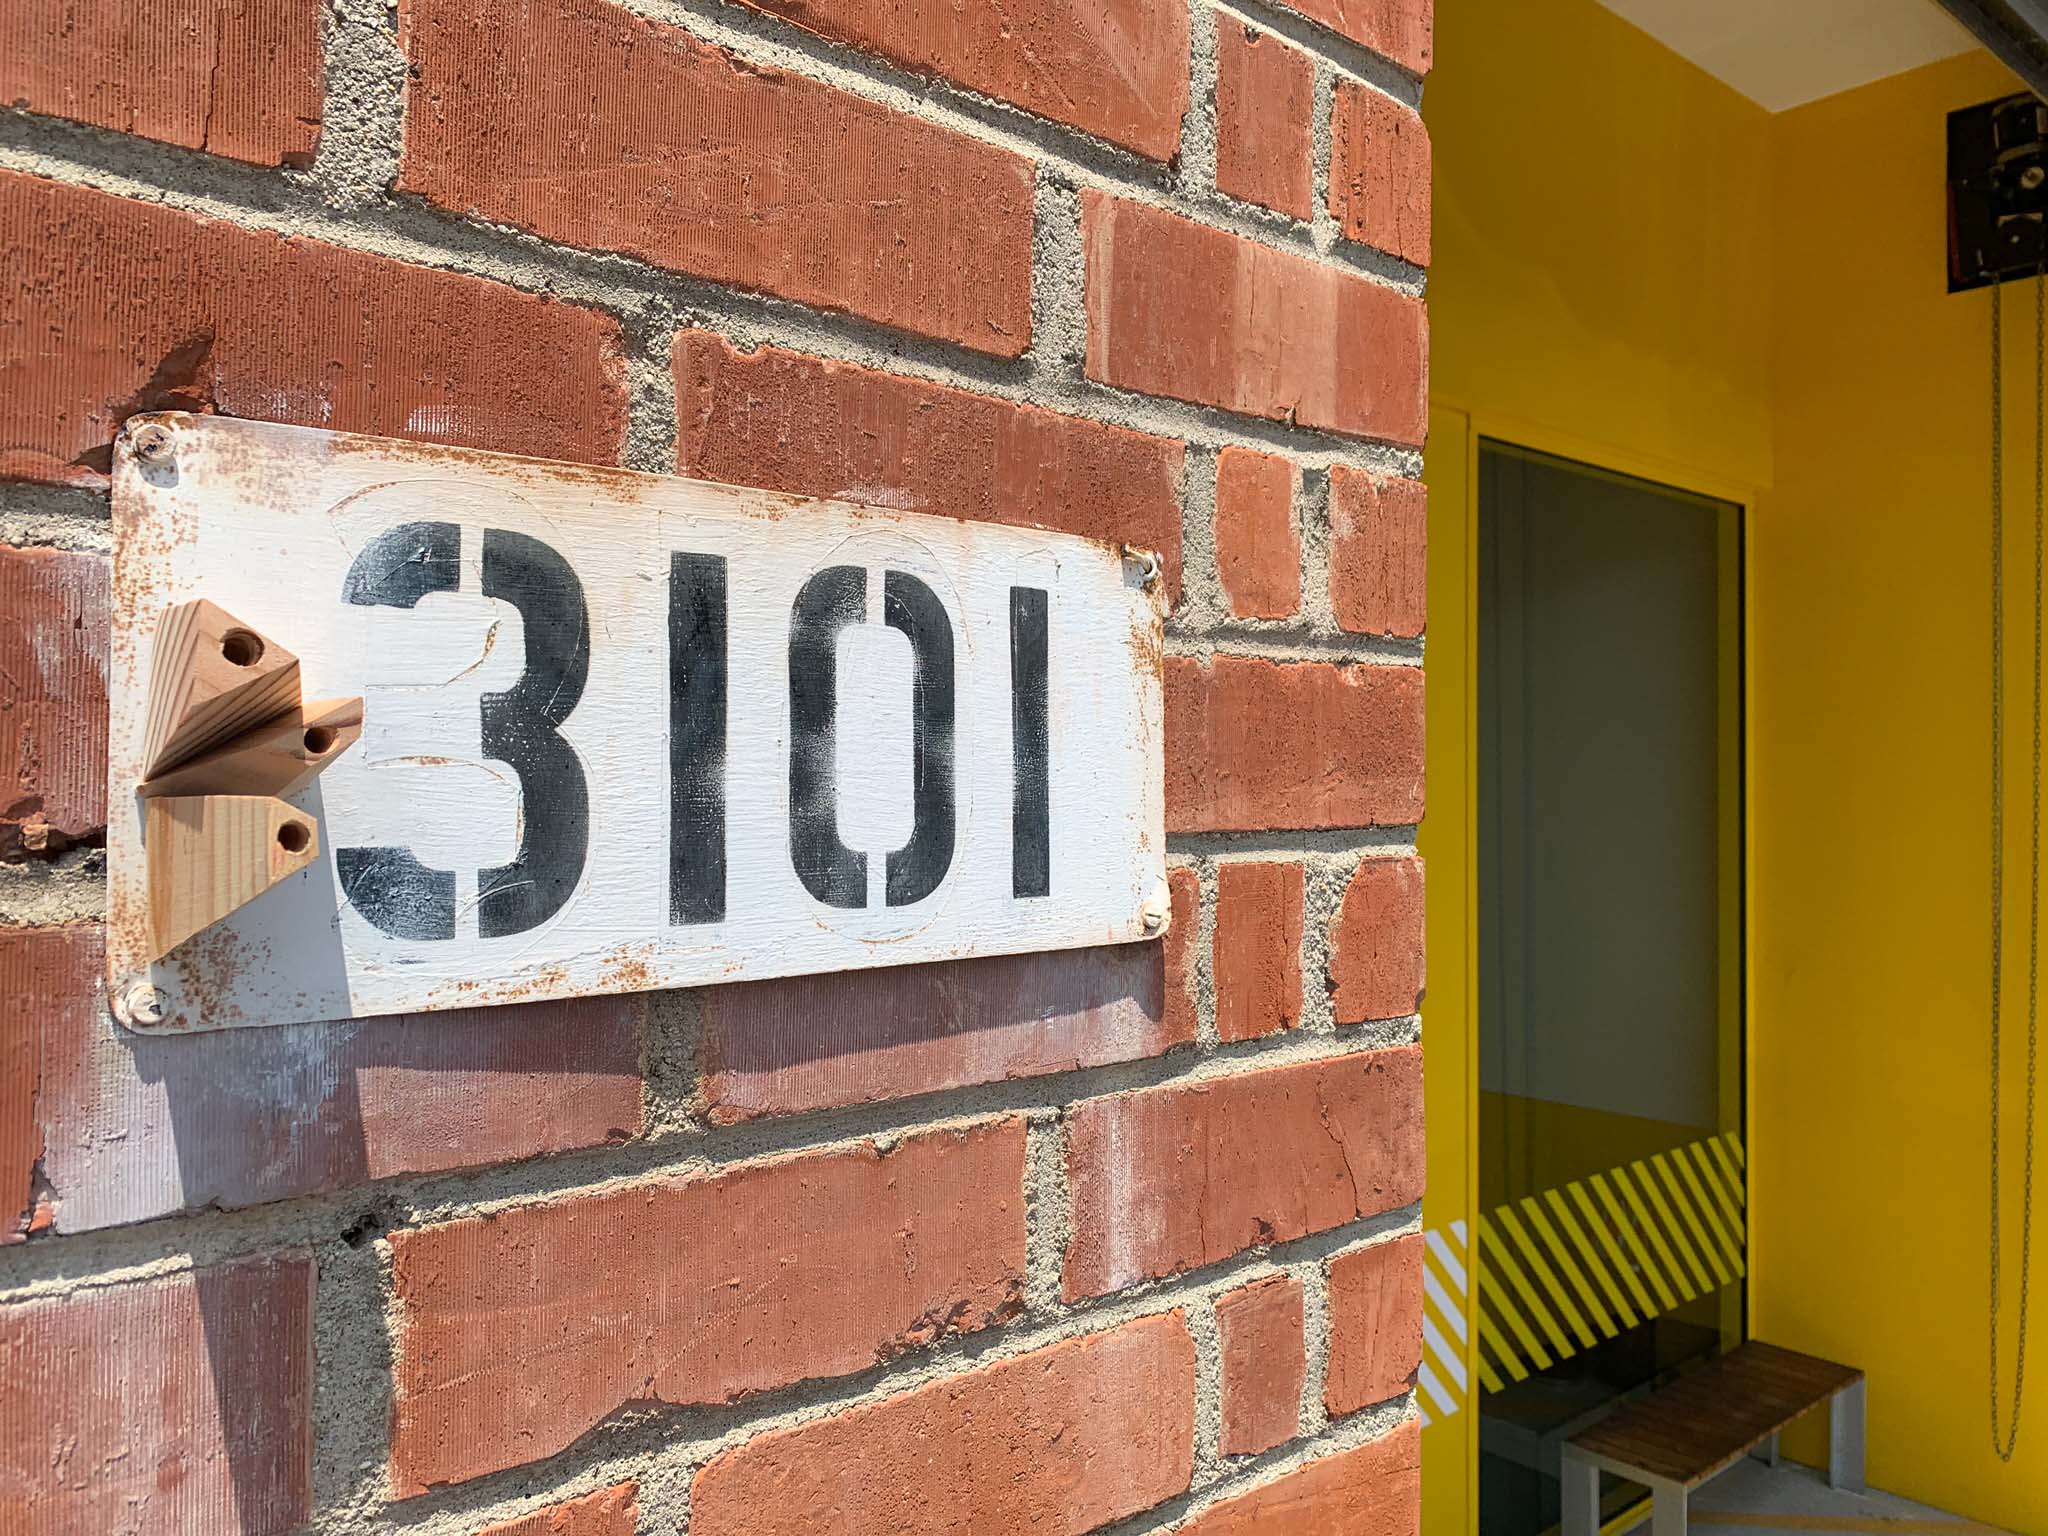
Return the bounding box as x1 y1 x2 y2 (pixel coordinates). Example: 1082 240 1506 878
0 1 1431 1531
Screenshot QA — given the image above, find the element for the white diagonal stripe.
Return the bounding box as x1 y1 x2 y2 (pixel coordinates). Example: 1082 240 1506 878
1425 1266 1469 1344
1425 1314 1469 1393
1427 1229 1469 1293
1419 1360 1459 1417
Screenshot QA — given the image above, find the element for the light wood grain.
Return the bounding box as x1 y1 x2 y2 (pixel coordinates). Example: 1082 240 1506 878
140 697 363 799
146 795 319 959
143 599 302 777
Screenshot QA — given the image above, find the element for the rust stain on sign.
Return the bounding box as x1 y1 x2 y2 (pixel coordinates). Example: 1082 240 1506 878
106 415 1168 1033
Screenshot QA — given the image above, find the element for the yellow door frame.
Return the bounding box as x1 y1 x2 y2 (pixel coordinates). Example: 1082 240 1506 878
1420 397 1758 1534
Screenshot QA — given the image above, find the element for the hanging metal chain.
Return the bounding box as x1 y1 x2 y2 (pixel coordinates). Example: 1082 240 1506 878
1990 268 2043 1465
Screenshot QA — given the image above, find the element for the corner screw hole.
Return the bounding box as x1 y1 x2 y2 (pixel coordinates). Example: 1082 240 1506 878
303 726 337 754
220 630 264 668
277 822 311 854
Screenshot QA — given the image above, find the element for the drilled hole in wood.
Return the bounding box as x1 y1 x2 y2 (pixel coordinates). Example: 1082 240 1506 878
303 726 338 754
220 630 264 667
277 822 311 855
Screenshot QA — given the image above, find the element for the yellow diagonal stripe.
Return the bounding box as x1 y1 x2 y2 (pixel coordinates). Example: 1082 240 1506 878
1674 1145 1746 1276
1685 1140 1744 1238
1590 1169 1686 1310
1708 1135 1749 1212
1476 1294 1535 1382
1478 1217 1569 1361
1724 1131 1747 1169
1558 1182 1650 1324
1497 1205 1600 1348
1610 1166 1701 1301
1521 1196 1620 1338
1649 1154 1734 1288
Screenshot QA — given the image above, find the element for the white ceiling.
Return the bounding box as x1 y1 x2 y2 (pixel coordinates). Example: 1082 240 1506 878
1593 0 1978 112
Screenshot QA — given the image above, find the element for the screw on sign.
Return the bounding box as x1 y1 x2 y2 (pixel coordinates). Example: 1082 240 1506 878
105 417 1169 1031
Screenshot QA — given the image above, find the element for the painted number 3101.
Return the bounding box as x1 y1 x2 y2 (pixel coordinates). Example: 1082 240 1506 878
332 522 1053 941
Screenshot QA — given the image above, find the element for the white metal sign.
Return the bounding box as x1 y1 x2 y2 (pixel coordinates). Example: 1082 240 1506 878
107 416 1166 1032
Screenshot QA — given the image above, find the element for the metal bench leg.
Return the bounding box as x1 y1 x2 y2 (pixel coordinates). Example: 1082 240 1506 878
1829 1379 1866 1493
1749 1431 1780 1467
1651 1480 1688 1536
1560 1450 1600 1536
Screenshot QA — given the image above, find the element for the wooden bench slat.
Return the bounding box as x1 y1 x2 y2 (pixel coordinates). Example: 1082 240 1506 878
1567 1341 1863 1488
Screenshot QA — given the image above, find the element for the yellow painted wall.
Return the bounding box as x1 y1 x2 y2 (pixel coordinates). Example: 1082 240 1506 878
1754 48 2046 1527
1427 0 2048 1527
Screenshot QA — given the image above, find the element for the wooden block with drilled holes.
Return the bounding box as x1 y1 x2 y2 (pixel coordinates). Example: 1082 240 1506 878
146 795 319 959
143 600 302 778
140 697 364 799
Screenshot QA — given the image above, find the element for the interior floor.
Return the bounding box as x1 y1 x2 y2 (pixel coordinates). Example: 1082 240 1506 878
1681 1459 2012 1534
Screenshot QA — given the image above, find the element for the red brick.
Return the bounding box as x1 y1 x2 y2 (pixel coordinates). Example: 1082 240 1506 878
0 174 626 488
674 331 1185 596
1214 448 1300 619
1326 1233 1424 1415
1213 862 1304 1043
0 1254 314 1536
1179 1421 1420 1536
1 925 645 1237
0 0 323 166
1165 865 1201 1043
390 1119 1029 1492
1330 81 1432 267
0 548 108 858
703 943 1183 1123
691 1313 1196 1536
1165 655 1424 833
1063 1046 1425 1298
1272 0 1432 75
478 1483 640 1536
1215 25 1314 220
729 0 1187 161
1330 856 1425 1024
1083 193 1427 445
1215 1274 1305 1456
402 0 1034 358
1330 467 1427 638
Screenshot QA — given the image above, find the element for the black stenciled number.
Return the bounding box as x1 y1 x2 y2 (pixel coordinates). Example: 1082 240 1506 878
476 530 590 937
670 552 727 924
337 522 592 941
786 566 959 910
883 571 956 907
338 522 461 940
788 565 868 907
1009 586 1050 899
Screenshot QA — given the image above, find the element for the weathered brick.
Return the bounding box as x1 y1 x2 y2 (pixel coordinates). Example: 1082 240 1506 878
403 0 1034 357
1271 0 1432 75
1330 80 1432 267
1330 467 1427 639
1215 24 1314 219
1330 856 1426 1024
390 1119 1030 1491
1213 861 1304 1043
1083 193 1427 445
1179 1421 1420 1535
478 1482 640 1536
1 925 644 1237
0 547 109 858
0 1254 314 1536
729 0 1187 161
674 331 1185 595
703 943 1182 1123
1165 655 1424 833
691 1313 1196 1536
1214 447 1300 620
1063 1046 1425 1298
1215 1274 1305 1457
1326 1233 1424 1415
0 173 626 488
0 0 323 166
1165 865 1202 1043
